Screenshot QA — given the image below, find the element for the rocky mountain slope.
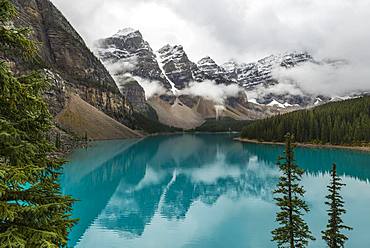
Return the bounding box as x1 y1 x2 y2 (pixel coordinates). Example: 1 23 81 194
197 52 319 105
222 52 313 87
56 94 142 140
156 44 199 90
95 28 343 109
96 28 172 90
95 29 283 129
10 0 141 139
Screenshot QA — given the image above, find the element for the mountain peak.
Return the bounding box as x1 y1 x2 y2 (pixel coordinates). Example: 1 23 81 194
157 44 194 89
113 28 141 38
197 56 225 77
198 56 214 63
222 60 239 72
158 44 184 55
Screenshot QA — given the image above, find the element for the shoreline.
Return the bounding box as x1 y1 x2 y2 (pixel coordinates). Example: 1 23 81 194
234 137 370 153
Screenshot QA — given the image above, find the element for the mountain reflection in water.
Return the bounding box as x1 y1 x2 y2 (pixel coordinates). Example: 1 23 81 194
61 134 370 248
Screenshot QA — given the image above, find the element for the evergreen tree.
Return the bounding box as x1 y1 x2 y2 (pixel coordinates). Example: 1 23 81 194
55 132 62 150
0 0 76 247
272 133 315 248
241 96 370 145
322 163 352 248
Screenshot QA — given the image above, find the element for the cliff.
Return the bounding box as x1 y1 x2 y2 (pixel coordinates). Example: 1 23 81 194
9 0 140 139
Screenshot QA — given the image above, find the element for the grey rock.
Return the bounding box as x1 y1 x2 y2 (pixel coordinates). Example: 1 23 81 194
157 44 197 89
11 0 134 126
95 29 172 89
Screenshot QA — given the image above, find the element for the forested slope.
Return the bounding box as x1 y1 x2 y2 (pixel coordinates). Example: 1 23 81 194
241 96 370 145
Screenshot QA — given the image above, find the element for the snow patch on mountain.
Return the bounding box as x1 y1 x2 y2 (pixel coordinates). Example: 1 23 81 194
113 28 137 37
133 77 168 99
248 98 261 105
179 80 243 105
267 99 285 108
266 99 296 108
96 28 369 111
155 50 178 94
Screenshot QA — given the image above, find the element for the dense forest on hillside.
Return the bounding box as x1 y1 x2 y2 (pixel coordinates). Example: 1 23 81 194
192 118 250 132
132 112 181 133
241 96 370 145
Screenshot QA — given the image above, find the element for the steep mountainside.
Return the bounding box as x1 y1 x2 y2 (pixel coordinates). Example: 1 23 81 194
10 0 141 139
56 94 142 140
195 52 319 105
94 28 331 109
196 56 234 85
222 52 317 105
95 28 172 90
95 29 281 129
241 96 370 145
222 52 313 88
157 44 199 89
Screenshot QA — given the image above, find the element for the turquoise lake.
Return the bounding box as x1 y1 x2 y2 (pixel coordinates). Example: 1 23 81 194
61 134 370 248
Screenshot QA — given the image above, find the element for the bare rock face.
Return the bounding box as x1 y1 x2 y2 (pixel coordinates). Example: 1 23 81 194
225 91 249 108
196 56 235 85
116 76 158 120
11 0 134 126
44 70 134 127
157 45 198 89
95 29 172 90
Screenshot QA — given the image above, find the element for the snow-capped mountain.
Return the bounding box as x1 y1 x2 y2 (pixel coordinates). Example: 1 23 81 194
95 29 327 107
222 52 313 88
156 44 199 89
94 29 287 129
196 56 235 85
95 28 319 106
95 28 352 128
95 29 172 90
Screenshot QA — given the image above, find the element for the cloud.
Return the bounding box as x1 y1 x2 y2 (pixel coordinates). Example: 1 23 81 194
100 51 244 101
50 0 370 95
104 57 138 75
103 59 167 99
246 81 304 101
179 80 244 104
272 62 370 97
51 0 370 62
133 77 168 99
130 78 245 104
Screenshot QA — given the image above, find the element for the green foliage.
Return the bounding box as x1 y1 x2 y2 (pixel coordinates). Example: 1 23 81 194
0 0 76 247
192 118 250 132
241 97 370 145
322 163 352 248
0 0 37 60
132 112 181 133
84 132 88 143
272 133 315 247
55 132 61 150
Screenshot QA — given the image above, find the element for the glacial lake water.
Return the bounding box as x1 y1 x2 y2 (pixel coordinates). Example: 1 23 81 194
61 134 370 248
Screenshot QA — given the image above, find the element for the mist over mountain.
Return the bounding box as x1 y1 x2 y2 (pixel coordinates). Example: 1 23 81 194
51 0 370 101
95 28 367 111
12 0 369 131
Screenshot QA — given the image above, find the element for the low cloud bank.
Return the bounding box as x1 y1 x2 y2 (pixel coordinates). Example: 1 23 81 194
179 80 244 104
105 59 245 102
272 62 370 97
103 57 138 75
132 78 245 104
132 77 168 99
104 56 370 104
246 81 304 101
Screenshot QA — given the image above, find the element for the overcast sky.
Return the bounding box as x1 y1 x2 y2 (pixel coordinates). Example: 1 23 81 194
50 0 370 96
51 0 370 64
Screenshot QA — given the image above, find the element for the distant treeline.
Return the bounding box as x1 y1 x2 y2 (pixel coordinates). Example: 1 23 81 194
192 118 250 132
132 112 181 133
241 96 370 145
